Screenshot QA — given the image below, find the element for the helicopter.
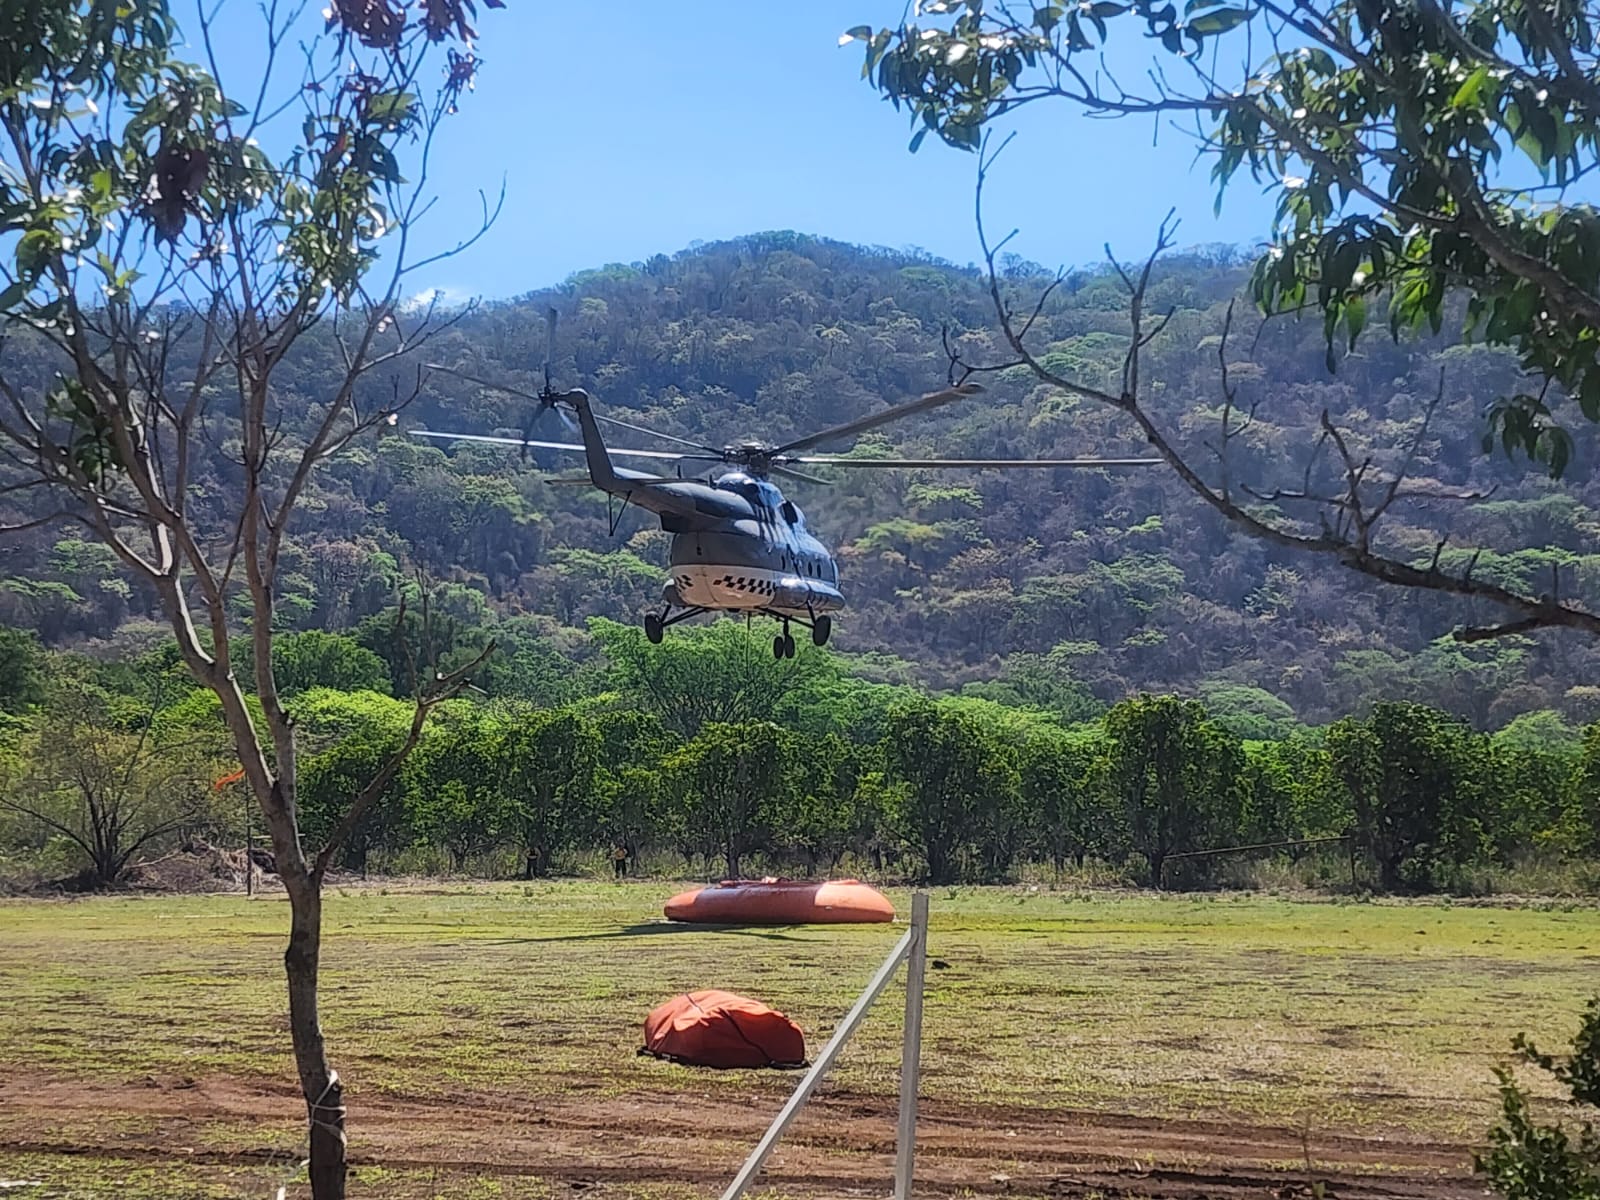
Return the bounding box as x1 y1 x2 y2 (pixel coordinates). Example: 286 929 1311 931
414 312 1162 660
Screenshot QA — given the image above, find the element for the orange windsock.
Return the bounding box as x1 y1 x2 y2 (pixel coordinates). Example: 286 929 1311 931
213 767 245 791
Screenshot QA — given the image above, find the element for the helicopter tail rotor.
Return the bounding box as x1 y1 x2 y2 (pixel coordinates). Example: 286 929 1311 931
542 306 557 395
517 307 579 453
540 307 581 435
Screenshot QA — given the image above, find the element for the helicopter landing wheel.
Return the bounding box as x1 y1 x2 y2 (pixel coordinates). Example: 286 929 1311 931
773 619 797 660
811 615 832 647
644 612 664 644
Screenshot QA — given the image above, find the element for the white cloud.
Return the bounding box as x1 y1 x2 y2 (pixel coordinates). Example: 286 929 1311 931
399 286 474 313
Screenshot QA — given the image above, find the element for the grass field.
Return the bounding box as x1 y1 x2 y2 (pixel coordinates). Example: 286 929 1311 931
2 882 1598 1200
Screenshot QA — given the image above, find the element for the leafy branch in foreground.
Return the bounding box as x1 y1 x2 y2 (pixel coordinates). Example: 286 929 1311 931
1477 997 1600 1200
935 136 1600 641
847 0 1600 477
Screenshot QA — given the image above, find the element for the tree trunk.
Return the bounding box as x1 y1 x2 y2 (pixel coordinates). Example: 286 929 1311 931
282 865 345 1200
1150 850 1166 888
93 845 118 888
925 843 952 885
1379 852 1403 893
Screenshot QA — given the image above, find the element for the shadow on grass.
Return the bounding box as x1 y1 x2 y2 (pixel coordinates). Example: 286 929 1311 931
486 921 809 945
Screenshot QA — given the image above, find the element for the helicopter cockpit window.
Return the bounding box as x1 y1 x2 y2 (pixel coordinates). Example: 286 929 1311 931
720 477 764 505
780 500 801 525
754 479 784 509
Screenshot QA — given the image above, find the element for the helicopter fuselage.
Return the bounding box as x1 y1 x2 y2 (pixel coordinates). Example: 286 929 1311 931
659 480 844 617
562 390 845 622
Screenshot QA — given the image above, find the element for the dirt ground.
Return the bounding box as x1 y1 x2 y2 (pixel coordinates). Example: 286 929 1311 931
0 1068 1481 1200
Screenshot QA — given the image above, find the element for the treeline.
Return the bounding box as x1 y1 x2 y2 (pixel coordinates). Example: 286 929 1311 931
2 618 1597 893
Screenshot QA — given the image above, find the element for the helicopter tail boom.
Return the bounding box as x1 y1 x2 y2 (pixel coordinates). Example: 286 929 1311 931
560 388 624 494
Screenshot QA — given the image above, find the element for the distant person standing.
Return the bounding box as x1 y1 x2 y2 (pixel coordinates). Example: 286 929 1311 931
611 842 629 879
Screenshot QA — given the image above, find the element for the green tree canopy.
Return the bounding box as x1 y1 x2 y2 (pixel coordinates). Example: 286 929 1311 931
1328 701 1487 890
849 0 1600 469
500 707 602 879
1096 694 1245 884
0 626 45 713
880 697 1020 883
665 720 798 878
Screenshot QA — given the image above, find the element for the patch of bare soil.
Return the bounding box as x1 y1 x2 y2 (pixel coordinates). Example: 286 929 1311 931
0 1070 1483 1200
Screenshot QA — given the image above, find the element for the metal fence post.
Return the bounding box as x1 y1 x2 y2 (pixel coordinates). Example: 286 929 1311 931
718 923 914 1200
894 892 929 1200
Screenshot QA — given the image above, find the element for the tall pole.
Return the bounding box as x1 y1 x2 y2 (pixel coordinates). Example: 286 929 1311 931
244 787 253 898
894 892 929 1200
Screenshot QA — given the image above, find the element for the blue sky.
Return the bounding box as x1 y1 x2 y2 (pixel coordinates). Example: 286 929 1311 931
203 2 1279 300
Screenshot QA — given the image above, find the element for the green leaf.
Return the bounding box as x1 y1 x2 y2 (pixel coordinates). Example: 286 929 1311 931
1545 428 1573 478
945 120 981 150
0 280 26 310
909 127 929 153
1344 295 1366 348
370 145 402 185
1580 369 1600 423
15 228 57 279
1186 6 1253 35
1090 2 1130 16
839 24 873 45
366 90 416 125
1450 65 1490 110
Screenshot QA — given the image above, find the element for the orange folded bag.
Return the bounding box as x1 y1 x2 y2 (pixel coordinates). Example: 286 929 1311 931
664 878 894 925
640 989 806 1070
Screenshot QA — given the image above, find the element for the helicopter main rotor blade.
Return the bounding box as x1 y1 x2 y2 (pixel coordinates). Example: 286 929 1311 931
410 429 695 463
771 383 985 455
425 364 545 403
770 464 834 486
790 455 1164 469
423 363 720 453
543 474 679 485
591 412 723 453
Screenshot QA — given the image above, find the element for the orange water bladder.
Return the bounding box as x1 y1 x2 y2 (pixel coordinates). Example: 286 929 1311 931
640 990 806 1069
663 878 895 925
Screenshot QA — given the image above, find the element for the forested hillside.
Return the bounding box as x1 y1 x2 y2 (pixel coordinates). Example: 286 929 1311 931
3 231 1599 730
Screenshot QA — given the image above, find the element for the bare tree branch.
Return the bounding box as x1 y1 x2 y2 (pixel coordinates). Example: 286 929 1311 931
968 154 1600 641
